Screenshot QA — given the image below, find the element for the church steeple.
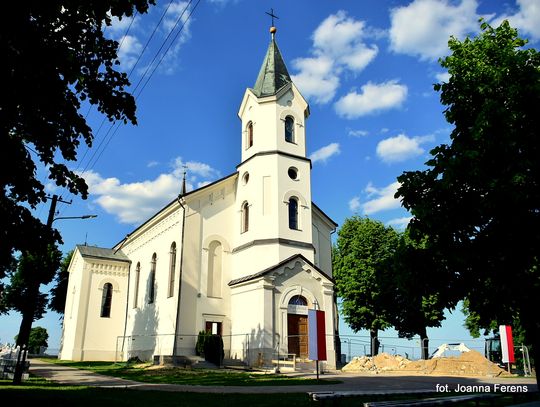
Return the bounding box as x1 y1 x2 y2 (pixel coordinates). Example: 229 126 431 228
252 29 292 98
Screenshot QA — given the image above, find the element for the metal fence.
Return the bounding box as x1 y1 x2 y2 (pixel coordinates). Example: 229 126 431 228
111 332 534 377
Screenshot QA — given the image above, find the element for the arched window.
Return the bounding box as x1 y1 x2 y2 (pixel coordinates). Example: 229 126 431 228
133 262 140 308
241 201 249 233
247 121 254 149
100 283 113 318
168 242 177 298
289 295 308 306
207 241 223 298
285 116 295 143
288 197 299 230
148 253 156 304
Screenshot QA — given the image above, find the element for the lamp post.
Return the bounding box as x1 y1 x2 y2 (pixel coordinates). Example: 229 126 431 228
52 214 98 224
12 195 97 384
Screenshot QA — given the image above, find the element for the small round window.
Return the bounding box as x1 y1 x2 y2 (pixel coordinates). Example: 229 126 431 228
242 172 250 185
288 167 298 180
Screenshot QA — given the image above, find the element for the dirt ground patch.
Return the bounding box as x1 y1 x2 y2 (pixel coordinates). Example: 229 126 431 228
342 350 511 377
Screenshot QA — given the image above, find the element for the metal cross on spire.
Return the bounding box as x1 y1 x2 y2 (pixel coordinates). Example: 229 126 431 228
266 8 279 27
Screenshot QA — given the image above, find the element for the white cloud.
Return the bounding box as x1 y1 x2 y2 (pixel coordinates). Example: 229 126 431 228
107 15 139 36
335 80 408 119
362 181 402 215
291 56 339 104
117 35 143 69
376 134 428 163
389 0 479 61
348 129 369 137
81 157 219 224
387 216 413 229
172 158 221 178
153 1 193 75
147 161 159 168
291 11 378 104
493 0 540 41
435 71 451 83
349 197 361 212
309 143 341 164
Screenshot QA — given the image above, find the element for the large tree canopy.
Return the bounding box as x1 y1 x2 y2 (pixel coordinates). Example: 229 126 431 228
378 231 446 359
0 1 155 282
396 20 540 378
333 216 399 356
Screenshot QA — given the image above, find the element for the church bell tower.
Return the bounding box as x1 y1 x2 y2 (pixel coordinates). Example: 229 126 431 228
234 25 314 277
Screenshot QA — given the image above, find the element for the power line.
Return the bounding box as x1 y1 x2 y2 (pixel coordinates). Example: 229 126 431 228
57 1 202 216
135 0 201 100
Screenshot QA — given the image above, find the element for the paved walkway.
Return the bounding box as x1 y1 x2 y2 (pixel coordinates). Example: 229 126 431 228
29 358 538 395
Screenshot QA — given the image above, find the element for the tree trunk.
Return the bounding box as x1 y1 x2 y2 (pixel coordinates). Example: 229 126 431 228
419 326 429 360
12 282 39 385
370 328 379 356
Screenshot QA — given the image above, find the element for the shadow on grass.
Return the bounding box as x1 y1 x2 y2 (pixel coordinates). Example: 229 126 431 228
1 378 539 407
43 360 341 386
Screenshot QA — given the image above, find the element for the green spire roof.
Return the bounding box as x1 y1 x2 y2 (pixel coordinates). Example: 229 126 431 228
252 37 292 97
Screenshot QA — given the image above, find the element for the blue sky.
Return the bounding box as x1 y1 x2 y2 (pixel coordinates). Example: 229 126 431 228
2 0 539 355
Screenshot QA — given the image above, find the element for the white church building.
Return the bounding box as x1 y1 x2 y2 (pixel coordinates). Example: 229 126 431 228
60 28 339 369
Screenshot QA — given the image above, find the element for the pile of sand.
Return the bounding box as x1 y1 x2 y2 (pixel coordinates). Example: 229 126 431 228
342 350 511 377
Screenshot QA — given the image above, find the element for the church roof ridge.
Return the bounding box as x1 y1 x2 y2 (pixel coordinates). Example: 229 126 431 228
76 244 130 262
251 37 292 98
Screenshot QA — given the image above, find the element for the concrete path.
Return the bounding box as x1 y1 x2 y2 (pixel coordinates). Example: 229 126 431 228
29 358 538 395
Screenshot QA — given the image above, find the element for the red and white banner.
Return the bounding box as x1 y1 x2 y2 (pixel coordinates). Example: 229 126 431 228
499 325 515 364
308 309 327 361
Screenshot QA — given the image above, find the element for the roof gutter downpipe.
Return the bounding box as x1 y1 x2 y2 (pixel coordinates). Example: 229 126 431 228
173 195 187 356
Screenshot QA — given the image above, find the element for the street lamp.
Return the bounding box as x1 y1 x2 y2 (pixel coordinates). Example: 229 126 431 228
52 214 97 224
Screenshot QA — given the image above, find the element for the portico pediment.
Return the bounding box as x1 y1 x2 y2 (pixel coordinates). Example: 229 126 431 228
228 254 333 288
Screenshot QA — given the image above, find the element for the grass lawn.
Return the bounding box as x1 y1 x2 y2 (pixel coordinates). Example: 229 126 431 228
44 359 342 386
1 377 539 407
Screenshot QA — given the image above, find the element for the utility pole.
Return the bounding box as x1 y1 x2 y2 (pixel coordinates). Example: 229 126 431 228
12 194 70 384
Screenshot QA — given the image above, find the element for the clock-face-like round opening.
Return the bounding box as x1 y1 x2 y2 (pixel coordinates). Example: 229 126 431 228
288 167 298 180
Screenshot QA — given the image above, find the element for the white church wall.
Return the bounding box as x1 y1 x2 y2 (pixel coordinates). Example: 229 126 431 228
80 264 128 361
312 208 335 277
60 250 85 360
121 203 184 360
229 280 270 365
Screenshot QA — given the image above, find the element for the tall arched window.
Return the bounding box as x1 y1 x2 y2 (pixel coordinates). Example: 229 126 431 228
100 283 113 318
247 122 254 149
207 241 223 298
133 262 140 308
241 201 249 233
148 253 156 304
168 242 176 298
285 116 295 143
288 197 299 230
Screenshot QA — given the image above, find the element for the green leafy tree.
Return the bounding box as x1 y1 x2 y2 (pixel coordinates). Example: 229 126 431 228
15 326 49 354
333 216 399 356
2 245 61 361
0 0 155 291
2 2 156 384
379 231 446 359
49 250 74 315
396 20 540 384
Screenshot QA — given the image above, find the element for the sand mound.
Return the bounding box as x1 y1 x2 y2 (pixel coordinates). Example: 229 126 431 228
342 350 510 376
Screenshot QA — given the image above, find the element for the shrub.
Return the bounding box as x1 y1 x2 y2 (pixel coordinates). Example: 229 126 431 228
204 335 224 367
195 330 209 356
